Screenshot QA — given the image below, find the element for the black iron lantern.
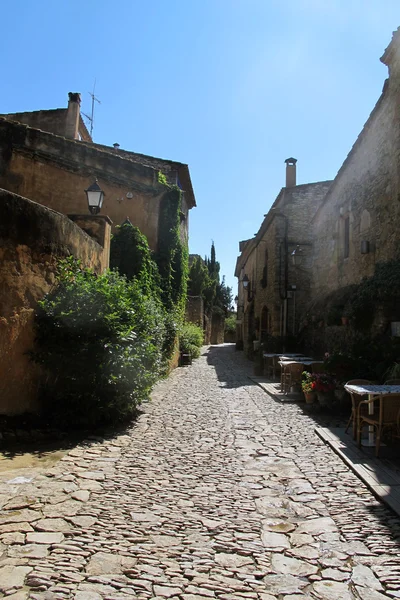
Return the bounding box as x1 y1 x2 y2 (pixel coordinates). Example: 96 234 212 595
85 179 105 215
291 245 303 266
242 274 249 288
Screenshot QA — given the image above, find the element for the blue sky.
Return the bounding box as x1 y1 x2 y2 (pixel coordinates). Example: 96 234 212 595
1 0 399 293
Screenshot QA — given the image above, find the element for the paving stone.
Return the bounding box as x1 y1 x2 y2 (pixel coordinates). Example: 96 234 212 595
214 553 253 568
270 552 318 576
26 532 64 544
86 552 137 575
352 564 384 590
0 565 33 592
34 518 72 532
8 543 49 558
311 580 353 599
71 490 90 502
0 347 400 598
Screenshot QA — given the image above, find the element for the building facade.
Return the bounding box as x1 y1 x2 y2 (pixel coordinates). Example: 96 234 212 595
0 93 196 252
235 160 331 353
236 28 400 357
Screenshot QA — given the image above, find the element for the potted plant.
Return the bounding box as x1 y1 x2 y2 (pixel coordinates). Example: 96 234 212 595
313 372 336 407
301 371 317 403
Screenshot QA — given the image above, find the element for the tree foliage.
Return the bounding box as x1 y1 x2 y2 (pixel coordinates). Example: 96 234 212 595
179 322 204 359
33 258 165 426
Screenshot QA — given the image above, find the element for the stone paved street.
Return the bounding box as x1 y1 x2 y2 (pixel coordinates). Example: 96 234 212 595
1 345 400 599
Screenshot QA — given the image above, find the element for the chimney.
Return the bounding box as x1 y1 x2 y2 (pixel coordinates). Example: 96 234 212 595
65 92 81 140
285 157 297 187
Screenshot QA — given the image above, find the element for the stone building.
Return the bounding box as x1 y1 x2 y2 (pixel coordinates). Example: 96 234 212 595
0 188 111 414
0 93 196 251
236 28 400 357
312 29 400 301
0 93 197 415
235 160 331 354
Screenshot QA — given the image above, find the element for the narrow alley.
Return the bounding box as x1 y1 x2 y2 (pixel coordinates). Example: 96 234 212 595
1 345 400 599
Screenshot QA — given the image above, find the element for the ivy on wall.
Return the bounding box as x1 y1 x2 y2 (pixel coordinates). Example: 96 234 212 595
155 186 188 316
110 219 160 296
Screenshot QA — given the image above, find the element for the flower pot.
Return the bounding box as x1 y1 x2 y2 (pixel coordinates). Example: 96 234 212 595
304 391 316 404
341 316 349 326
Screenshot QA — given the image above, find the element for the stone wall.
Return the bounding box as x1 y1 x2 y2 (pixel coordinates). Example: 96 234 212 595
210 313 225 345
312 36 400 302
185 296 204 328
236 180 331 353
0 118 187 251
0 189 107 415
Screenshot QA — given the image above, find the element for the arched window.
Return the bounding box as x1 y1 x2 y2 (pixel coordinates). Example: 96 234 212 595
261 249 268 288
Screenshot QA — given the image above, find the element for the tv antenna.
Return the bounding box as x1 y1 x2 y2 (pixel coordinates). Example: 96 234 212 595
82 80 101 139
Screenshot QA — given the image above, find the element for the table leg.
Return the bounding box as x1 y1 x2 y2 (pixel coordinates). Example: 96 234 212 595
361 393 378 447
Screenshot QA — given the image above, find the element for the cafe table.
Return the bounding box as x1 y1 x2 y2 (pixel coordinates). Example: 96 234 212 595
278 358 322 392
344 384 400 446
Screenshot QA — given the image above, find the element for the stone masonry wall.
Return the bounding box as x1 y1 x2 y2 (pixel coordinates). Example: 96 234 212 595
0 189 106 415
186 296 204 329
313 72 400 300
0 118 181 251
250 182 331 341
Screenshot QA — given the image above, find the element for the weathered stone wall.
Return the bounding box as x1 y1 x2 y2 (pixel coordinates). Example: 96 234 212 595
237 181 331 352
312 53 400 301
185 296 204 328
0 109 68 137
0 189 106 415
0 118 184 251
210 313 225 345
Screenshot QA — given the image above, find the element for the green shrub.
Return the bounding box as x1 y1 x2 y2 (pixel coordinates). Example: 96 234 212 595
224 313 237 334
33 258 165 427
179 322 204 360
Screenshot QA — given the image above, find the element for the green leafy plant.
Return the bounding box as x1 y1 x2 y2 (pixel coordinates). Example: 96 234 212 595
301 371 316 393
224 313 237 334
156 186 188 316
33 259 165 427
179 322 204 360
157 171 168 186
110 220 160 295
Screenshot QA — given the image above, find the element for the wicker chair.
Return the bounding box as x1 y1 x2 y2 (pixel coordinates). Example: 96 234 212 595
345 379 374 440
357 393 400 457
384 379 400 385
282 363 304 394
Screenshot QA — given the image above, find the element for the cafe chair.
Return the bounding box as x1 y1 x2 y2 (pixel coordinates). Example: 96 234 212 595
345 379 374 440
357 393 400 457
384 379 400 385
282 363 304 394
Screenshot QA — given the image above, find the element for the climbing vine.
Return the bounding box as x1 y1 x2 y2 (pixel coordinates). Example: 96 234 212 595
155 186 189 316
110 219 160 296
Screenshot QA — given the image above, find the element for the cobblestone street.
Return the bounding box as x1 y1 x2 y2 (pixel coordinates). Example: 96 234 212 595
1 345 400 599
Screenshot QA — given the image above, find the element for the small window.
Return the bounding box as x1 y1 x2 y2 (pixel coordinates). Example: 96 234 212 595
344 216 350 259
261 250 268 288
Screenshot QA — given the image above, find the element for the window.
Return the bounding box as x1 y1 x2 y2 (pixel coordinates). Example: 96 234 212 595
261 249 268 288
344 216 350 259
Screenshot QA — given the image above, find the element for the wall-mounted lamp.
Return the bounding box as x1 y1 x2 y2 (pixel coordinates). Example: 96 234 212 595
242 274 249 288
291 245 303 266
85 179 105 215
361 240 370 254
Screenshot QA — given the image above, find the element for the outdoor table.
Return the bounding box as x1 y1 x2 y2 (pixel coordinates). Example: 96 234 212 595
344 384 400 446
